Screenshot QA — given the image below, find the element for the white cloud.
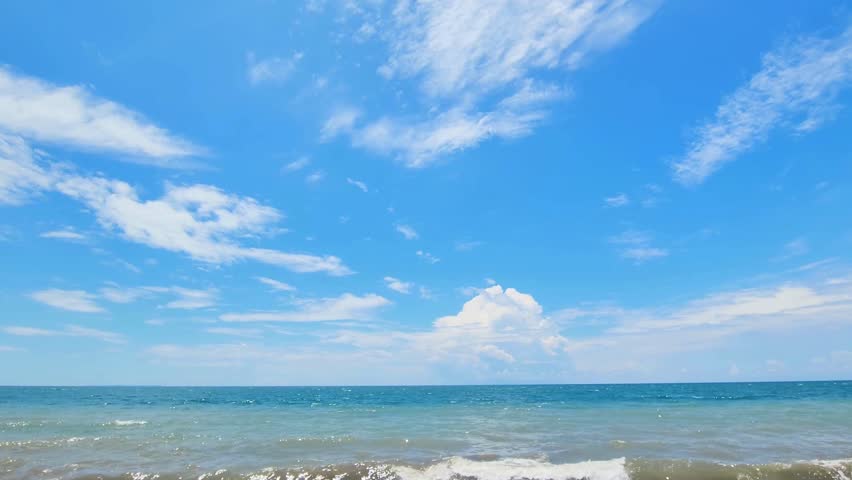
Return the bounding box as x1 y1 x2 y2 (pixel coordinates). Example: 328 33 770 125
99 286 149 304
349 98 563 167
776 237 810 261
0 133 54 205
40 228 86 241
305 170 325 183
247 52 303 85
332 285 566 367
416 249 440 264
561 273 852 374
99 285 217 309
159 287 217 310
384 276 413 294
283 156 311 172
608 229 668 264
29 289 104 313
205 327 263 339
52 177 351 275
0 346 23 352
321 108 360 140
477 344 516 363
2 324 124 343
221 293 391 322
395 224 418 240
382 1 656 97
674 25 852 184
256 276 296 292
330 1 655 165
455 240 482 251
0 67 201 165
346 177 368 192
604 193 630 207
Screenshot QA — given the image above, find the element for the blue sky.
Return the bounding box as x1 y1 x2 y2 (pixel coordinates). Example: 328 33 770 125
1 0 852 385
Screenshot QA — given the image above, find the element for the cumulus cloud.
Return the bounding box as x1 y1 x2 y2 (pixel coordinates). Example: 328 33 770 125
674 25 852 184
220 293 391 322
332 285 567 367
0 67 201 166
29 289 104 313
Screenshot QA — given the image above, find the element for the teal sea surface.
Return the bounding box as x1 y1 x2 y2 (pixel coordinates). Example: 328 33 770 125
1 382 851 480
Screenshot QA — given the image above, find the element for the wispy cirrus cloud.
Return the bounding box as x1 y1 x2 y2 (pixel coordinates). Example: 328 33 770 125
0 67 202 167
29 289 104 313
604 193 630 208
205 327 263 339
674 25 852 184
325 0 657 166
416 249 440 264
608 229 668 264
0 133 54 205
247 51 303 85
560 270 852 375
220 292 390 322
2 324 124 344
395 223 418 240
283 156 311 172
40 228 87 242
346 177 368 192
256 276 296 292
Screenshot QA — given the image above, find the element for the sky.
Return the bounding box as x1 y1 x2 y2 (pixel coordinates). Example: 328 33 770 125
1 0 852 386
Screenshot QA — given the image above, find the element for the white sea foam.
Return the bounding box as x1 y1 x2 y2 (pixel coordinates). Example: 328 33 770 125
108 420 148 426
394 457 629 480
809 459 852 480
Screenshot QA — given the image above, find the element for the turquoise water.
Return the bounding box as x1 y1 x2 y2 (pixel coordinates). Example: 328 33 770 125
1 382 851 480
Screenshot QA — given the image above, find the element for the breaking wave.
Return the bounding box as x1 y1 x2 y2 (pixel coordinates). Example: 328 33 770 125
27 456 852 480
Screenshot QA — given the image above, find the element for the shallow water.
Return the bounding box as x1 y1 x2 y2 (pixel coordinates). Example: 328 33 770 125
1 382 850 480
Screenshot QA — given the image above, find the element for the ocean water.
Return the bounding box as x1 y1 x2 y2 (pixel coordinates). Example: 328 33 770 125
1 382 851 480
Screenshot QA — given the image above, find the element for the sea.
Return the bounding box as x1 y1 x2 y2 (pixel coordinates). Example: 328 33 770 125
1 382 851 480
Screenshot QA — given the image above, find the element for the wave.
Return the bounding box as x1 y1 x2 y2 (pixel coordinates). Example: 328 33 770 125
35 456 852 480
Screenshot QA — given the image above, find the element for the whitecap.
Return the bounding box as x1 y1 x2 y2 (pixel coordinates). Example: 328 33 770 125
108 420 148 426
394 457 628 480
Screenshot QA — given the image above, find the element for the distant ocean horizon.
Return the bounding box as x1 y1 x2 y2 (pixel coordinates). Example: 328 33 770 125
2 381 851 480
4 379 851 387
